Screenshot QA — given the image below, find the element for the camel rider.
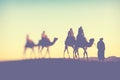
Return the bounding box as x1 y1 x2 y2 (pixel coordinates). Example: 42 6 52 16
25 34 35 48
77 26 87 46
78 26 84 37
41 31 50 42
26 34 34 44
77 26 85 40
68 28 74 37
66 28 75 45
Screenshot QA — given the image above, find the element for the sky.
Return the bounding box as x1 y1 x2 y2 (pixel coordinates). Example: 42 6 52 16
0 0 120 61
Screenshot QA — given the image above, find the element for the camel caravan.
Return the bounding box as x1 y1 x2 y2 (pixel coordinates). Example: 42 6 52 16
24 26 94 60
64 27 94 60
24 31 58 58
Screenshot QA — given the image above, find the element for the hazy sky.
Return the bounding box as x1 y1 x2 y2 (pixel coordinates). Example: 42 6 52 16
0 0 120 61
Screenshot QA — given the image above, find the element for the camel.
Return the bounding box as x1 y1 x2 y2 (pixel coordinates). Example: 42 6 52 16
24 37 58 58
64 36 75 58
24 40 37 55
64 36 94 60
74 38 94 60
37 38 58 58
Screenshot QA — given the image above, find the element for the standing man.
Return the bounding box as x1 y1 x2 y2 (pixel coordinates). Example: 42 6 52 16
97 38 105 61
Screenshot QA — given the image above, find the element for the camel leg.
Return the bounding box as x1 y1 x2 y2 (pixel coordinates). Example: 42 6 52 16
83 52 85 59
75 52 78 59
66 46 70 58
86 51 88 61
72 46 75 59
75 47 79 59
31 47 36 58
74 49 79 59
73 49 77 59
64 45 70 58
64 45 67 58
74 46 78 59
41 47 44 58
83 48 86 59
67 49 70 58
63 48 66 58
77 50 80 59
38 46 42 58
64 45 67 53
73 47 78 59
40 47 44 53
40 47 44 58
47 47 50 58
73 51 75 59
83 47 88 60
44 47 50 58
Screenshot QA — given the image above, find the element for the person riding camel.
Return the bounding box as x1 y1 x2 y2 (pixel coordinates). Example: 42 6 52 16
77 26 87 46
25 34 35 50
41 31 50 42
65 28 75 46
26 34 34 44
78 26 84 37
68 28 75 37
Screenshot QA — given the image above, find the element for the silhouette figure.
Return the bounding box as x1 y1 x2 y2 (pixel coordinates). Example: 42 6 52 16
38 32 58 58
24 35 37 54
76 26 86 47
78 26 84 36
41 31 50 42
74 26 94 60
97 38 105 61
64 28 75 58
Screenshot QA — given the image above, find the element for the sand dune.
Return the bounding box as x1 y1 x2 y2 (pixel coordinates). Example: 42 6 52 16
0 58 120 80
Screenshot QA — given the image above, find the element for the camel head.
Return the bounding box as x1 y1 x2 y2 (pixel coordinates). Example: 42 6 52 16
50 37 58 46
88 38 94 47
54 37 58 41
